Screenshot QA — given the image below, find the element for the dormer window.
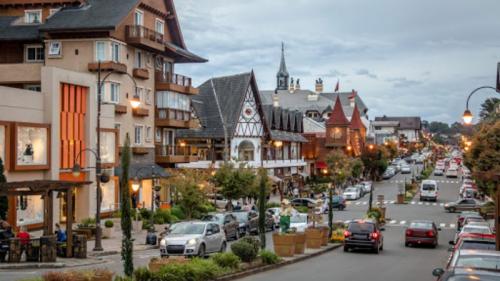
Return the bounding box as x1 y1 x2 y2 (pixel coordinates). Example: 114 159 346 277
134 9 144 26
25 10 42 24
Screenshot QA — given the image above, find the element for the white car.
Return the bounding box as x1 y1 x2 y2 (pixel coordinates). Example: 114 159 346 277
420 180 438 202
446 168 459 178
290 214 308 232
401 165 411 174
454 225 493 243
359 181 373 193
433 169 444 176
343 187 361 200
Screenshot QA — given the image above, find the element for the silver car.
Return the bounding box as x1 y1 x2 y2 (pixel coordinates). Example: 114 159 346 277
160 221 226 257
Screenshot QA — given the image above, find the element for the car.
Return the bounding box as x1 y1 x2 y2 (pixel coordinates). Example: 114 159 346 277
267 207 281 227
321 195 346 212
462 188 478 199
160 221 227 258
432 267 500 281
405 220 440 248
201 213 240 241
450 235 496 252
400 165 411 174
434 168 444 176
343 187 362 200
420 180 438 202
454 225 493 243
446 168 459 178
382 168 395 179
291 198 317 208
359 181 373 193
445 249 500 271
389 163 401 173
231 210 259 236
462 216 486 229
444 198 482 213
290 213 308 232
456 211 482 230
343 219 384 253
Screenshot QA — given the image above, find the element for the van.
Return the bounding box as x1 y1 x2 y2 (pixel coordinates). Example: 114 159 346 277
446 168 459 178
420 180 438 202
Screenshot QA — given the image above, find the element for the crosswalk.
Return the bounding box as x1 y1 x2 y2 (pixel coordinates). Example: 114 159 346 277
341 219 457 229
345 200 449 207
387 179 460 184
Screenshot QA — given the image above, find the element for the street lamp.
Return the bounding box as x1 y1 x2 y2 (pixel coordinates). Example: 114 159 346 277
462 86 498 125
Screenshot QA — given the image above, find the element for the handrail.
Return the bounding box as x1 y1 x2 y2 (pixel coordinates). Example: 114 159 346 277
155 145 195 157
155 71 192 87
126 25 163 44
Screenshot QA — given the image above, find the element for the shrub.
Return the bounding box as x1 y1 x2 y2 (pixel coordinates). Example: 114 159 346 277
19 278 44 281
156 258 225 281
170 206 186 220
105 220 114 228
114 276 133 281
152 214 165 225
78 217 96 227
142 220 153 230
295 206 309 214
367 208 382 223
133 267 154 281
154 209 172 224
212 252 241 269
230 240 258 262
240 236 260 253
259 250 280 265
266 202 280 209
139 208 153 220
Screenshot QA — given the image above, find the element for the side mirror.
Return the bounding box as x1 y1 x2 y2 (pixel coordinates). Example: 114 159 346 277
448 240 455 246
432 268 445 277
206 230 213 236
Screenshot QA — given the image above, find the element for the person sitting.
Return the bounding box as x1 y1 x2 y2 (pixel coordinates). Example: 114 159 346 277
55 223 67 243
233 202 242 211
17 226 30 246
0 225 13 262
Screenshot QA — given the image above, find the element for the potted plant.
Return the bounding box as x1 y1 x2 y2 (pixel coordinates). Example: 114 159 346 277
304 200 324 249
102 220 114 238
132 213 143 232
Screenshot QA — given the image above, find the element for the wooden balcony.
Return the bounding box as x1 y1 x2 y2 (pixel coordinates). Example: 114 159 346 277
132 147 149 155
88 61 127 74
133 107 149 117
115 104 127 114
155 72 198 95
155 145 198 164
125 25 165 52
155 108 196 128
133 68 149 80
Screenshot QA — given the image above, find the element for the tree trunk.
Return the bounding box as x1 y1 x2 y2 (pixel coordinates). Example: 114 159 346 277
328 186 334 238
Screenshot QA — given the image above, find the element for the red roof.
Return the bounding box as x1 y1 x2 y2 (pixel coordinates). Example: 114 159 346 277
349 104 365 130
326 96 349 126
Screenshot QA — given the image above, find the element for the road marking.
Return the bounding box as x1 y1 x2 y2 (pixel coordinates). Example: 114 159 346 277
418 202 423 205
383 200 388 204
425 202 430 206
440 203 445 206
432 203 437 206
450 224 456 228
439 223 446 228
362 202 367 205
399 221 406 225
344 220 351 224
390 200 395 204
390 220 397 224
355 202 361 205
411 201 416 205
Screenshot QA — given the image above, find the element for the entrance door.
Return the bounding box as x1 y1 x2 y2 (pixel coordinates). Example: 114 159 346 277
59 190 76 223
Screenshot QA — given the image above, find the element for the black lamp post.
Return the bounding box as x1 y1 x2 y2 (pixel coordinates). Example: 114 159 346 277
462 86 498 125
72 61 139 252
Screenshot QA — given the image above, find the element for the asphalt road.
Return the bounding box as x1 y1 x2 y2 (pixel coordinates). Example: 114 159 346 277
1 164 463 281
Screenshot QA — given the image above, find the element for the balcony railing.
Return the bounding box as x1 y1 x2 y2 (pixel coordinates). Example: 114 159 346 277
156 71 192 88
155 145 198 163
125 25 164 52
155 108 197 128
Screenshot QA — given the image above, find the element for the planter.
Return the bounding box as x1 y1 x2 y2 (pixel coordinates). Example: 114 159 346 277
102 227 113 238
149 257 188 273
294 232 306 254
397 193 405 204
272 233 296 257
319 226 329 246
132 220 143 232
305 228 322 249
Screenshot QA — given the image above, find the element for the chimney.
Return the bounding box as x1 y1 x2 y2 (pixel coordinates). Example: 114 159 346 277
273 89 280 107
295 78 301 90
315 78 323 93
289 77 295 93
349 90 357 107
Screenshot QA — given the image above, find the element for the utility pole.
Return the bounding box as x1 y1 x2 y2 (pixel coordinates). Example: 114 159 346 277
94 62 103 251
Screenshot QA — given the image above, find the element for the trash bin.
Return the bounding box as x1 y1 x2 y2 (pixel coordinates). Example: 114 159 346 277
72 235 87 259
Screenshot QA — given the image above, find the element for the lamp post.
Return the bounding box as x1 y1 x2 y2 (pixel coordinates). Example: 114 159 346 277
462 86 498 125
72 61 139 252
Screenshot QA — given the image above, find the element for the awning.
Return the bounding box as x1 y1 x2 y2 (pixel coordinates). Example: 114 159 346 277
114 164 170 180
316 161 327 169
268 175 283 183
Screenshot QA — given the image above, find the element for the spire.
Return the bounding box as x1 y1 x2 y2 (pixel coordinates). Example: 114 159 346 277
349 104 365 130
326 95 350 126
276 42 290 90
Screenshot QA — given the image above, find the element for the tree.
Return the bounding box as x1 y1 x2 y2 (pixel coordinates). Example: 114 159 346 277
325 150 352 238
384 141 398 160
429 121 450 135
120 135 133 277
169 169 208 219
350 158 364 181
214 162 255 210
256 168 270 249
0 158 7 220
361 145 389 210
479 98 499 122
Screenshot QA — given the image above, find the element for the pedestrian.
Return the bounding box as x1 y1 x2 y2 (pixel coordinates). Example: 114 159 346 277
234 201 242 211
293 187 299 198
55 223 67 243
17 226 30 246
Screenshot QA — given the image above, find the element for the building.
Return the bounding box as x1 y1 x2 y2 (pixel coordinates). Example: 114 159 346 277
0 0 204 229
372 116 422 146
176 72 308 190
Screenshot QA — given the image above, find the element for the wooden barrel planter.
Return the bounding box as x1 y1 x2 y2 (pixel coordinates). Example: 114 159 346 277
8 238 22 263
26 239 40 262
272 233 296 257
40 235 57 263
305 228 322 249
294 232 306 254
72 235 87 259
319 226 329 246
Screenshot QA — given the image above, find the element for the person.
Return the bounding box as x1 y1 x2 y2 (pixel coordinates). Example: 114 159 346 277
243 202 251 212
55 223 67 243
293 187 299 198
17 226 30 246
233 202 242 211
0 225 13 262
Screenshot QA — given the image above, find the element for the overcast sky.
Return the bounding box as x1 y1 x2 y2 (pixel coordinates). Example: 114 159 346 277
174 0 500 124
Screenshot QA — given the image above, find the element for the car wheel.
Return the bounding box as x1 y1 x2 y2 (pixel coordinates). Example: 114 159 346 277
405 242 409 247
198 244 206 258
339 205 345 211
374 245 380 254
220 242 227 253
343 246 349 252
380 243 383 251
449 207 456 213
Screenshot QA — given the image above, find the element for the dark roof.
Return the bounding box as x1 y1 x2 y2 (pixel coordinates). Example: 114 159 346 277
261 105 306 142
0 17 41 41
41 0 140 31
270 130 307 143
114 163 169 180
326 96 350 126
374 116 422 130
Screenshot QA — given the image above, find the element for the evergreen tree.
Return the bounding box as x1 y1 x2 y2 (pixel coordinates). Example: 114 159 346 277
120 135 133 277
257 168 270 249
0 158 7 220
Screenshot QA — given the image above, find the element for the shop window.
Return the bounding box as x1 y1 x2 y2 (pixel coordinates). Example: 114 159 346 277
14 123 50 170
101 180 116 212
100 130 117 164
238 141 255 161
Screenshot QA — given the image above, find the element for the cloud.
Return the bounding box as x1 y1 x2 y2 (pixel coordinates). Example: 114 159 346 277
385 77 422 88
318 69 347 78
355 69 378 79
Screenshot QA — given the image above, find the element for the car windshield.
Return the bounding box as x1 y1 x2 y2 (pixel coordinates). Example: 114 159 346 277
291 215 307 223
462 227 492 235
455 255 500 270
460 241 497 250
448 275 499 281
422 184 436 191
345 188 356 193
169 223 206 235
409 222 433 229
232 212 249 222
201 214 224 224
348 223 375 233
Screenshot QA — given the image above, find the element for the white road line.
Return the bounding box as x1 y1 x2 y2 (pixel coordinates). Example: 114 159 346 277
344 220 350 224
432 203 437 206
439 223 446 228
390 200 395 204
440 203 445 206
362 202 367 205
390 220 397 224
383 200 388 204
411 201 416 205
399 221 406 225
450 224 456 228
418 202 423 205
425 202 430 206
355 202 361 205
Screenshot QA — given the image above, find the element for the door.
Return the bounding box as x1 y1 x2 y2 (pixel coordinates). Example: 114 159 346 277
162 129 175 156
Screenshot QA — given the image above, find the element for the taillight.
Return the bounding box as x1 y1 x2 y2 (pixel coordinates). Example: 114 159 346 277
371 232 379 239
344 230 351 238
427 231 435 237
406 229 413 236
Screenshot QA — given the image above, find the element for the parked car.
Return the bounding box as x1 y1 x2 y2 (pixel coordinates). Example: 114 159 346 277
321 195 346 213
441 249 500 272
160 221 226 258
433 267 500 281
290 213 308 232
344 219 384 253
401 165 412 174
343 187 362 200
360 181 373 193
420 180 439 202
231 210 259 236
434 168 444 176
456 211 482 230
446 168 459 178
291 198 317 208
201 213 240 241
462 188 478 199
450 235 496 252
405 220 440 248
462 216 486 229
454 224 493 244
382 168 396 179
444 199 482 213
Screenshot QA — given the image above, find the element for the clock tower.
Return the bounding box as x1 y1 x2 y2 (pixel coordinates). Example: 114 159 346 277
325 96 350 148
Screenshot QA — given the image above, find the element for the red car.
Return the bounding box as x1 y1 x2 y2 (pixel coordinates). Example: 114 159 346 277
405 220 440 248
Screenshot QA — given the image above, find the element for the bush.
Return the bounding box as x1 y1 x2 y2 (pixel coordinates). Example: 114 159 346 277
170 206 186 220
78 217 96 227
266 202 280 209
156 258 225 281
295 206 309 214
114 276 133 281
259 250 280 265
18 278 44 281
154 209 172 224
139 208 153 220
142 220 153 230
367 208 382 223
230 240 258 262
240 236 260 253
104 220 114 228
133 267 154 281
212 252 241 269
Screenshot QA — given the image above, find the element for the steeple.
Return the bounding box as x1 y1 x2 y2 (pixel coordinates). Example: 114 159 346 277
326 96 350 126
276 42 290 90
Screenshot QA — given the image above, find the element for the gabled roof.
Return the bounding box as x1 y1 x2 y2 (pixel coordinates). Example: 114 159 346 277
349 104 365 130
326 95 349 126
303 117 326 133
374 116 422 130
0 16 41 41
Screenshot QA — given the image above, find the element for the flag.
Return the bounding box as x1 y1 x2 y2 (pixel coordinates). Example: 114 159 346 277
335 80 339 92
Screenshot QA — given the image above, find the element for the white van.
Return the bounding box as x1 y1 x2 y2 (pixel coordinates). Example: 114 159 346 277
420 180 438 202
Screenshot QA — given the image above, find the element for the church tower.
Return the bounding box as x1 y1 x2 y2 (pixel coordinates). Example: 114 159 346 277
276 43 290 90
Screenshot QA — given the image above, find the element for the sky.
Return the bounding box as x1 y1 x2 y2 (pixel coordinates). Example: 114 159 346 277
174 0 500 124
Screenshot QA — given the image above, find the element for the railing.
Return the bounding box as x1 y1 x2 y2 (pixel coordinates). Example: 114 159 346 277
155 145 195 157
156 108 191 121
156 71 193 88
126 25 163 44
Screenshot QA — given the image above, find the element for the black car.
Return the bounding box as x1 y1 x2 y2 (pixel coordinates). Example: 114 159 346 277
231 211 259 236
201 213 240 241
344 219 384 254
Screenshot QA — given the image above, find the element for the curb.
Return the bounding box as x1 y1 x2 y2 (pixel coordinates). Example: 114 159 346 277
88 245 158 257
216 244 341 281
0 258 104 270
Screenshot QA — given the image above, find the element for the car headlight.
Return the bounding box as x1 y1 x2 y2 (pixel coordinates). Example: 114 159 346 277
444 204 449 207
160 239 166 247
186 238 197 246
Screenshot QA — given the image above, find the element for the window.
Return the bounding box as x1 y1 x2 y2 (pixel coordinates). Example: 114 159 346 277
134 9 144 25
114 123 121 131
135 49 142 68
134 125 143 145
145 89 152 105
238 141 255 161
24 84 41 92
25 10 42 24
111 42 120 62
156 91 190 111
25 45 44 62
155 19 165 35
48 41 62 57
96 41 106 61
136 87 144 102
109 82 120 103
145 126 152 142
155 128 161 142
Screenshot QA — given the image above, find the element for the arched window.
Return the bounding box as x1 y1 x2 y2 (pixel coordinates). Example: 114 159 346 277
238 140 255 161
